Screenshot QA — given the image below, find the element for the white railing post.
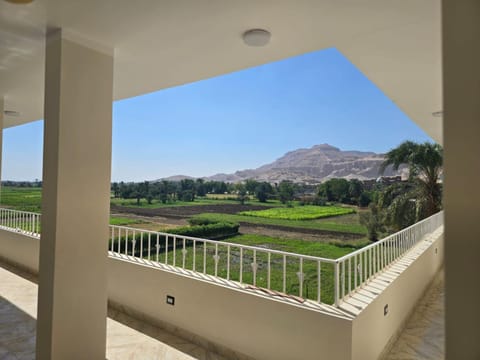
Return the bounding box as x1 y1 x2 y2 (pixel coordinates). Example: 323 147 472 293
334 261 340 307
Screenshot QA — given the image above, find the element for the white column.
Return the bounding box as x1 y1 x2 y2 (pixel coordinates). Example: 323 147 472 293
443 0 480 358
36 29 113 360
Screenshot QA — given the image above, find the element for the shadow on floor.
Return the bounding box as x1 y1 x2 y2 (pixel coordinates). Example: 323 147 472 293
0 295 36 360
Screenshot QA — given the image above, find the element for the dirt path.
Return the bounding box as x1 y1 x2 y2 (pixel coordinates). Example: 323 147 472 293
110 203 271 218
239 224 364 242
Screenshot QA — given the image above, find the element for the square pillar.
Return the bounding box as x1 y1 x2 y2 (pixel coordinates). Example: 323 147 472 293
443 0 480 358
36 29 113 360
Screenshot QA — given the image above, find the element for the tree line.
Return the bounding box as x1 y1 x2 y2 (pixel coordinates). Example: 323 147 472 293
110 178 324 205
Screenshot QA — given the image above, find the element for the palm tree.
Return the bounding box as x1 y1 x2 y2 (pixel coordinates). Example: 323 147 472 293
380 141 443 223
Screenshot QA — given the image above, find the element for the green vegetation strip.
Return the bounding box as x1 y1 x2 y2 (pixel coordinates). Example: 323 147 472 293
109 217 146 226
190 213 367 235
240 205 354 220
0 187 42 212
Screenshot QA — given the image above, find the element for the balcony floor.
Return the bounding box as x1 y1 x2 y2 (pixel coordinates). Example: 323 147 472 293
385 268 445 360
0 260 229 360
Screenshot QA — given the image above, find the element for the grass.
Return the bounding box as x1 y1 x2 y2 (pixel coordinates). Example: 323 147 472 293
109 216 146 226
240 205 354 220
190 212 367 235
0 187 42 212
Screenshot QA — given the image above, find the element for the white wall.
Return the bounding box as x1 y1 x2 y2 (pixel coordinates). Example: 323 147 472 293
108 258 353 360
0 229 39 272
351 234 444 360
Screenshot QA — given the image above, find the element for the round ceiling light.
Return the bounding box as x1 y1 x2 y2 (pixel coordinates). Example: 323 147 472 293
4 0 34 4
242 29 271 47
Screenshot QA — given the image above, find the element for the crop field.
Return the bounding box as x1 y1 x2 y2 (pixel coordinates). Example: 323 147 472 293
190 213 367 235
240 205 354 220
0 187 42 212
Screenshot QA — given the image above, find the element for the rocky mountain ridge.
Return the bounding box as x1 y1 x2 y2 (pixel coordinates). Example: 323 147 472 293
160 144 407 184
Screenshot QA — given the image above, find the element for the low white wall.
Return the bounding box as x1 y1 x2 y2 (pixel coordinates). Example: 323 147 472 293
0 227 444 360
351 233 444 360
108 258 353 360
0 229 39 273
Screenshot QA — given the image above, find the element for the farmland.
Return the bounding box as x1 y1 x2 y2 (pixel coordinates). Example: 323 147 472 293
239 205 354 220
1 185 370 303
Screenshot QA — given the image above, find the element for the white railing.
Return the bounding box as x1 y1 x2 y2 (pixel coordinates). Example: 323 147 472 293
0 207 443 306
0 208 41 237
333 211 443 306
108 225 337 303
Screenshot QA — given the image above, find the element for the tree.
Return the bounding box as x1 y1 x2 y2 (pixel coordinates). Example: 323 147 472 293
380 141 443 219
195 178 206 197
235 183 248 205
255 182 273 203
278 181 295 204
318 178 350 202
359 203 385 241
348 179 363 204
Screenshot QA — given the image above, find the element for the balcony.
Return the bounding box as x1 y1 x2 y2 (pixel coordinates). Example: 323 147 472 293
0 208 444 359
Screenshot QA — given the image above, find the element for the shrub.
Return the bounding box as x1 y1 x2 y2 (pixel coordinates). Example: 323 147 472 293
167 222 240 239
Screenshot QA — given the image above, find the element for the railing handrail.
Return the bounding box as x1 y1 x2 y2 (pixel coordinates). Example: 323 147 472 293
0 208 41 217
0 206 444 306
0 207 444 264
335 210 443 263
109 224 337 264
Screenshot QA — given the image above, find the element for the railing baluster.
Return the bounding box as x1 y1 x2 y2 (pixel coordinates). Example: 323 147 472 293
173 235 176 266
165 235 168 265
282 254 286 293
267 252 271 290
348 257 351 295
156 233 160 262
298 257 303 298
227 245 230 281
182 237 186 269
252 249 257 286
148 233 151 259
203 240 207 274
239 248 243 283
317 260 321 303
192 240 196 271
354 254 357 289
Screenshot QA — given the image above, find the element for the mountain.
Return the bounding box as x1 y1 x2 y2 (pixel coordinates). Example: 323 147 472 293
205 144 407 184
159 175 196 182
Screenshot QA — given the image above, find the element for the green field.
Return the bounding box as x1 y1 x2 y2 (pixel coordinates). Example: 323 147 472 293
240 205 354 220
109 216 146 226
190 212 367 235
0 187 42 212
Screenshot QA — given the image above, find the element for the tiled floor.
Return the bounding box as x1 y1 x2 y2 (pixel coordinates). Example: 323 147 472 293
0 261 228 360
385 269 445 360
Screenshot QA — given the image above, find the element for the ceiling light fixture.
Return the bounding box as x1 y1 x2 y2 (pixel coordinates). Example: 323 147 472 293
3 110 20 117
242 29 271 47
4 0 34 4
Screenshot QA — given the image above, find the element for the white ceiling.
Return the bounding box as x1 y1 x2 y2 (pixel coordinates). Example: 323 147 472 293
0 0 442 143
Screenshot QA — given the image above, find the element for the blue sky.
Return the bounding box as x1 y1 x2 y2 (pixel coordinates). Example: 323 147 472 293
3 48 431 182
